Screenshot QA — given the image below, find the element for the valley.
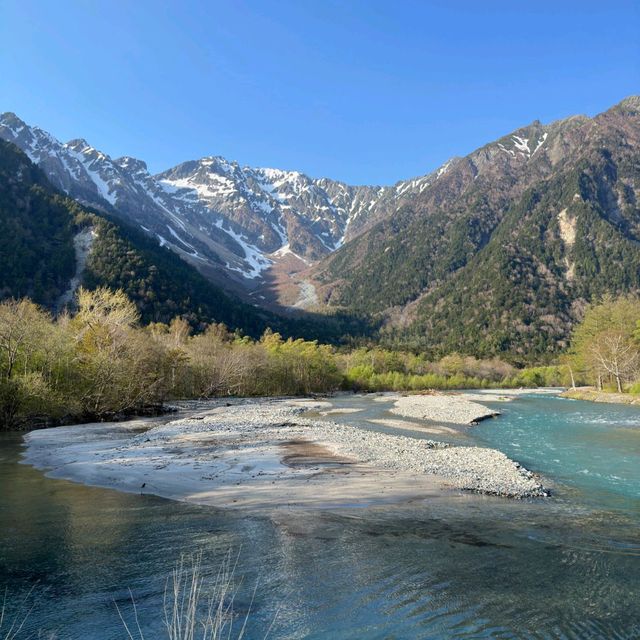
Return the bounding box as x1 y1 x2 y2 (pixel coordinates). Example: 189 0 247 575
2 97 639 360
2 4 640 639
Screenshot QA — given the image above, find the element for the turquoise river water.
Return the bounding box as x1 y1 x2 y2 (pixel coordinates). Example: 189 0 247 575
0 392 639 639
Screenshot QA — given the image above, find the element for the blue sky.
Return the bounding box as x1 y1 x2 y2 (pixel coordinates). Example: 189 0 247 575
1 1 638 184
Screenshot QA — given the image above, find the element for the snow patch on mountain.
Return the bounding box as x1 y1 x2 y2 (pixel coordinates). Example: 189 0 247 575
272 243 311 265
498 130 549 161
512 135 530 156
64 144 118 205
213 219 272 279
532 132 548 155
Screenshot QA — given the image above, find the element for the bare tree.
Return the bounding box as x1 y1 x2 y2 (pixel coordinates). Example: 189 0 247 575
590 330 639 393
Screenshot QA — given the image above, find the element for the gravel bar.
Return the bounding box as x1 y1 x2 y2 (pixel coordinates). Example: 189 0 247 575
390 394 500 424
23 397 547 507
142 399 546 498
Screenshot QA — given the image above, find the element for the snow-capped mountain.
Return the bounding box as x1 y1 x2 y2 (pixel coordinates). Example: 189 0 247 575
154 159 387 264
0 112 458 299
0 114 382 288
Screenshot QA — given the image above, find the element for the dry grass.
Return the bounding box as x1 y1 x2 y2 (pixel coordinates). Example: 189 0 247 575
0 586 36 640
117 552 278 640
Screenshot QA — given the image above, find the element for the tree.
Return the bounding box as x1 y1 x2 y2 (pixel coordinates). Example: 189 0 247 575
568 295 640 390
0 299 51 380
0 299 72 426
589 330 639 393
72 287 158 415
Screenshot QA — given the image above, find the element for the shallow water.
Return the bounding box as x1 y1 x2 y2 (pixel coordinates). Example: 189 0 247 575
1 393 640 639
473 392 640 512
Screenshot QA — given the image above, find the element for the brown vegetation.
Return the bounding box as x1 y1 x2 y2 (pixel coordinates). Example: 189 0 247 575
0 288 571 430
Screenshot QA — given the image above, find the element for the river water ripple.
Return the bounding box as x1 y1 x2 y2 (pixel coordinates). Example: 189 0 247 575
1 392 639 639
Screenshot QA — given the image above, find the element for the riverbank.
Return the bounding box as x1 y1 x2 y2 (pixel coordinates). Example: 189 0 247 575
22 393 547 508
561 387 640 405
6 389 640 640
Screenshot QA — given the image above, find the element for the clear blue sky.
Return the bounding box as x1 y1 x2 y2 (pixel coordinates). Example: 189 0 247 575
2 1 638 185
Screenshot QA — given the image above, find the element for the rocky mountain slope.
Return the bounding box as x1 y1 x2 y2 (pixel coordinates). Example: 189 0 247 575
2 97 638 359
0 112 455 307
0 115 369 292
312 96 640 360
0 138 294 337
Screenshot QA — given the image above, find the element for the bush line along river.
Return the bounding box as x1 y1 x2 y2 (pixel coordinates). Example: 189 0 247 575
1 390 639 639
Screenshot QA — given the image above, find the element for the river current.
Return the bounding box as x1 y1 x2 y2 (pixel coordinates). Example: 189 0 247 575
1 392 639 639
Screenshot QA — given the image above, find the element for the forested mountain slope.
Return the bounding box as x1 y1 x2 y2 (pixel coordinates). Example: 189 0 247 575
0 139 76 306
312 96 640 360
0 139 291 336
0 111 452 305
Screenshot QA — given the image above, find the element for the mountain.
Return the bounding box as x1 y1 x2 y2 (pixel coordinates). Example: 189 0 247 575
0 138 293 336
0 113 395 300
312 96 640 361
0 112 454 308
2 97 638 360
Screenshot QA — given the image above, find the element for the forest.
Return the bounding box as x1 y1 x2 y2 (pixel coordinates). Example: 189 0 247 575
0 287 573 430
3 285 640 429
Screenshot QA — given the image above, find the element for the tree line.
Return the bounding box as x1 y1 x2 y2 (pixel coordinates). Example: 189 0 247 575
0 287 568 430
3 286 638 430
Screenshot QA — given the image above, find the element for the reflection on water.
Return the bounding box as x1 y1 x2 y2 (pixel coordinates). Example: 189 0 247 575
1 394 640 639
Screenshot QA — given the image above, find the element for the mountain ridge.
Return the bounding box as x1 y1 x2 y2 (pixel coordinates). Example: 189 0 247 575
0 110 455 305
312 96 640 360
1 96 638 360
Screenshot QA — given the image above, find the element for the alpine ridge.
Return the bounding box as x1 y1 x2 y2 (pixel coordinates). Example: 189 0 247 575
0 111 452 306
1 96 639 360
313 96 640 360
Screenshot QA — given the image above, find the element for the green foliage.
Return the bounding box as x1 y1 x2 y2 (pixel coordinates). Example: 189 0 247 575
0 299 75 425
628 381 640 395
506 366 570 388
0 293 566 429
340 348 566 392
402 164 640 362
567 294 640 392
341 348 516 391
0 291 347 427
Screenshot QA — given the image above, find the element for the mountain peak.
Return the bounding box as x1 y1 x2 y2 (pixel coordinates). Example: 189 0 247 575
0 112 26 127
198 155 239 172
115 156 148 173
615 95 640 114
65 138 92 151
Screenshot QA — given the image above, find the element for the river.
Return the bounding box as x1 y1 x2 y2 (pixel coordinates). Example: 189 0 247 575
1 392 639 639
